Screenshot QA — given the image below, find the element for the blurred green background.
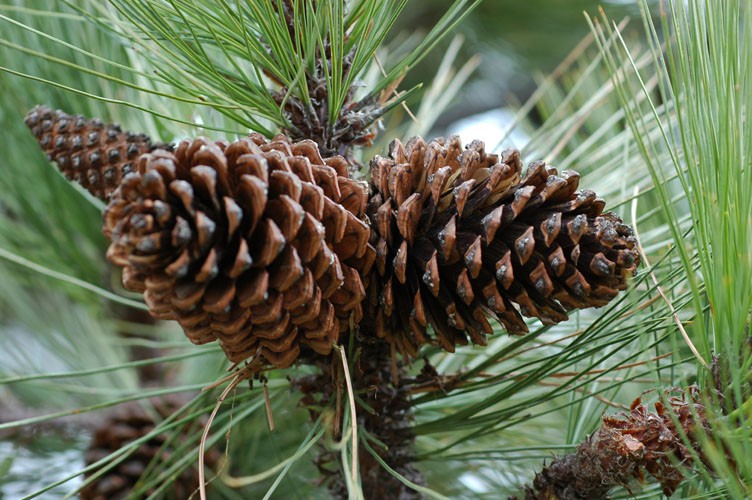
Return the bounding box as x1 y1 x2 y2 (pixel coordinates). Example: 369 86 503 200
397 0 647 130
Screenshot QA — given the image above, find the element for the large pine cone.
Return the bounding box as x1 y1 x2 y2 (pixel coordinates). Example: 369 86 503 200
366 136 639 357
104 134 374 368
80 396 218 500
25 105 163 200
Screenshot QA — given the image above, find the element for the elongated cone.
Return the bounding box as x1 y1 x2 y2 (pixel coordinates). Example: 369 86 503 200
366 136 639 357
80 395 219 500
25 105 165 200
104 134 374 368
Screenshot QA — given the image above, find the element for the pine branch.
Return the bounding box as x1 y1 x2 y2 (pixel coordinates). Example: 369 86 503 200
47 0 481 159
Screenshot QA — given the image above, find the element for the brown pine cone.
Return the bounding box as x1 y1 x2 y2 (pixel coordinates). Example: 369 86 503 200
516 387 710 499
24 105 167 200
80 395 219 500
366 136 639 357
104 134 374 369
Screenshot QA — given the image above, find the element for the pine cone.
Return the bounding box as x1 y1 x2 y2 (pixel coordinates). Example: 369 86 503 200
24 105 166 200
516 387 710 499
366 136 639 357
80 395 218 500
104 134 374 369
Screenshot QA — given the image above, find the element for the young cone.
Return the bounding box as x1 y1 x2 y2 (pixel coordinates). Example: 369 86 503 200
25 105 166 200
366 136 639 357
104 133 375 369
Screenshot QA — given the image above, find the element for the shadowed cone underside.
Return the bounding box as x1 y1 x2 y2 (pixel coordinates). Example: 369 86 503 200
80 395 219 500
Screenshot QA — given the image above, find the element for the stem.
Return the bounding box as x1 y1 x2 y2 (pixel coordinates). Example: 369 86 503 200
294 339 425 499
